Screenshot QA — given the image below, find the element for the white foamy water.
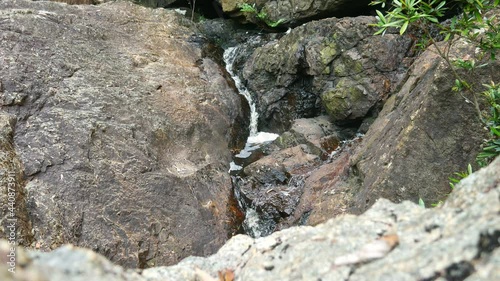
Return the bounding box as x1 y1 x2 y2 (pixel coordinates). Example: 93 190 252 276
223 46 260 136
224 46 278 173
247 131 279 144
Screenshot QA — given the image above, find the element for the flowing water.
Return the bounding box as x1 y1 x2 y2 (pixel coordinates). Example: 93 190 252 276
223 45 279 238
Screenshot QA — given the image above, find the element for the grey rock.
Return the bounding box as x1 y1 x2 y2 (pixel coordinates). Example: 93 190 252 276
0 0 243 268
133 0 177 8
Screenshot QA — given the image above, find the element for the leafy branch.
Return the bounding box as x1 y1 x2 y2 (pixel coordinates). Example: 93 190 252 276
238 3 285 28
370 0 500 166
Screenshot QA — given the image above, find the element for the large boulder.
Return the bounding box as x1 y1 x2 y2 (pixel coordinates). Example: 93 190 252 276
240 16 412 133
221 0 373 27
0 0 244 268
349 39 499 213
2 156 499 280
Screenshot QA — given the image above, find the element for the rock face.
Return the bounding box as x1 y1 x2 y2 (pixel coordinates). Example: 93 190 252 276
0 0 244 268
2 156 499 280
349 39 500 213
221 0 373 27
240 16 412 133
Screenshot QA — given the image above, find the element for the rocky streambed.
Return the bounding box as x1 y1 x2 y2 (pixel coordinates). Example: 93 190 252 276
0 0 499 280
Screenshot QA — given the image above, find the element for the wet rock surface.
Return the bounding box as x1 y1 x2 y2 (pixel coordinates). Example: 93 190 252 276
2 157 499 280
0 0 244 268
231 116 346 236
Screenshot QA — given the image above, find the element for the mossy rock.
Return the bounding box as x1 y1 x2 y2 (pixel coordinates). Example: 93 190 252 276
321 79 368 121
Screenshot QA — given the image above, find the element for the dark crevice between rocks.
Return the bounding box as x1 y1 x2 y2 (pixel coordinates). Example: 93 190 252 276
226 185 246 238
135 0 226 19
168 0 225 19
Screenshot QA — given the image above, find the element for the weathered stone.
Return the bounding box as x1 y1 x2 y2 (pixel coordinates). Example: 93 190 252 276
241 16 412 132
0 0 244 268
2 157 498 280
349 39 499 213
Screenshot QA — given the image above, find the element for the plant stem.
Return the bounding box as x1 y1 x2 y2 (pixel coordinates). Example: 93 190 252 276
191 0 196 21
421 24 485 124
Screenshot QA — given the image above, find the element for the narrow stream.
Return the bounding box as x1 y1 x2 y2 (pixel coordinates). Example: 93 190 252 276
223 45 279 238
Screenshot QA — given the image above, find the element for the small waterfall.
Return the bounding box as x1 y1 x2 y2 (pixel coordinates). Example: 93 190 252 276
223 46 259 136
223 46 279 173
223 45 279 238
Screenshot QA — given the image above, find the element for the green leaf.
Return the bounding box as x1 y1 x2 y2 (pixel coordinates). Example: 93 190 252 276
375 10 387 23
239 3 257 13
419 198 425 208
400 21 409 34
427 16 439 23
266 18 285 27
436 1 446 10
374 28 387 35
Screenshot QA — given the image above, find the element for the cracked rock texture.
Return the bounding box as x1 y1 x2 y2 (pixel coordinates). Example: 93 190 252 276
0 0 245 268
1 156 499 280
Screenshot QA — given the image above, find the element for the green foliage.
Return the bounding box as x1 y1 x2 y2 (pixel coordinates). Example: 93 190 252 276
197 15 206 23
238 3 285 28
477 82 500 166
448 163 473 189
480 16 500 60
430 200 444 207
370 0 446 35
239 3 257 13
